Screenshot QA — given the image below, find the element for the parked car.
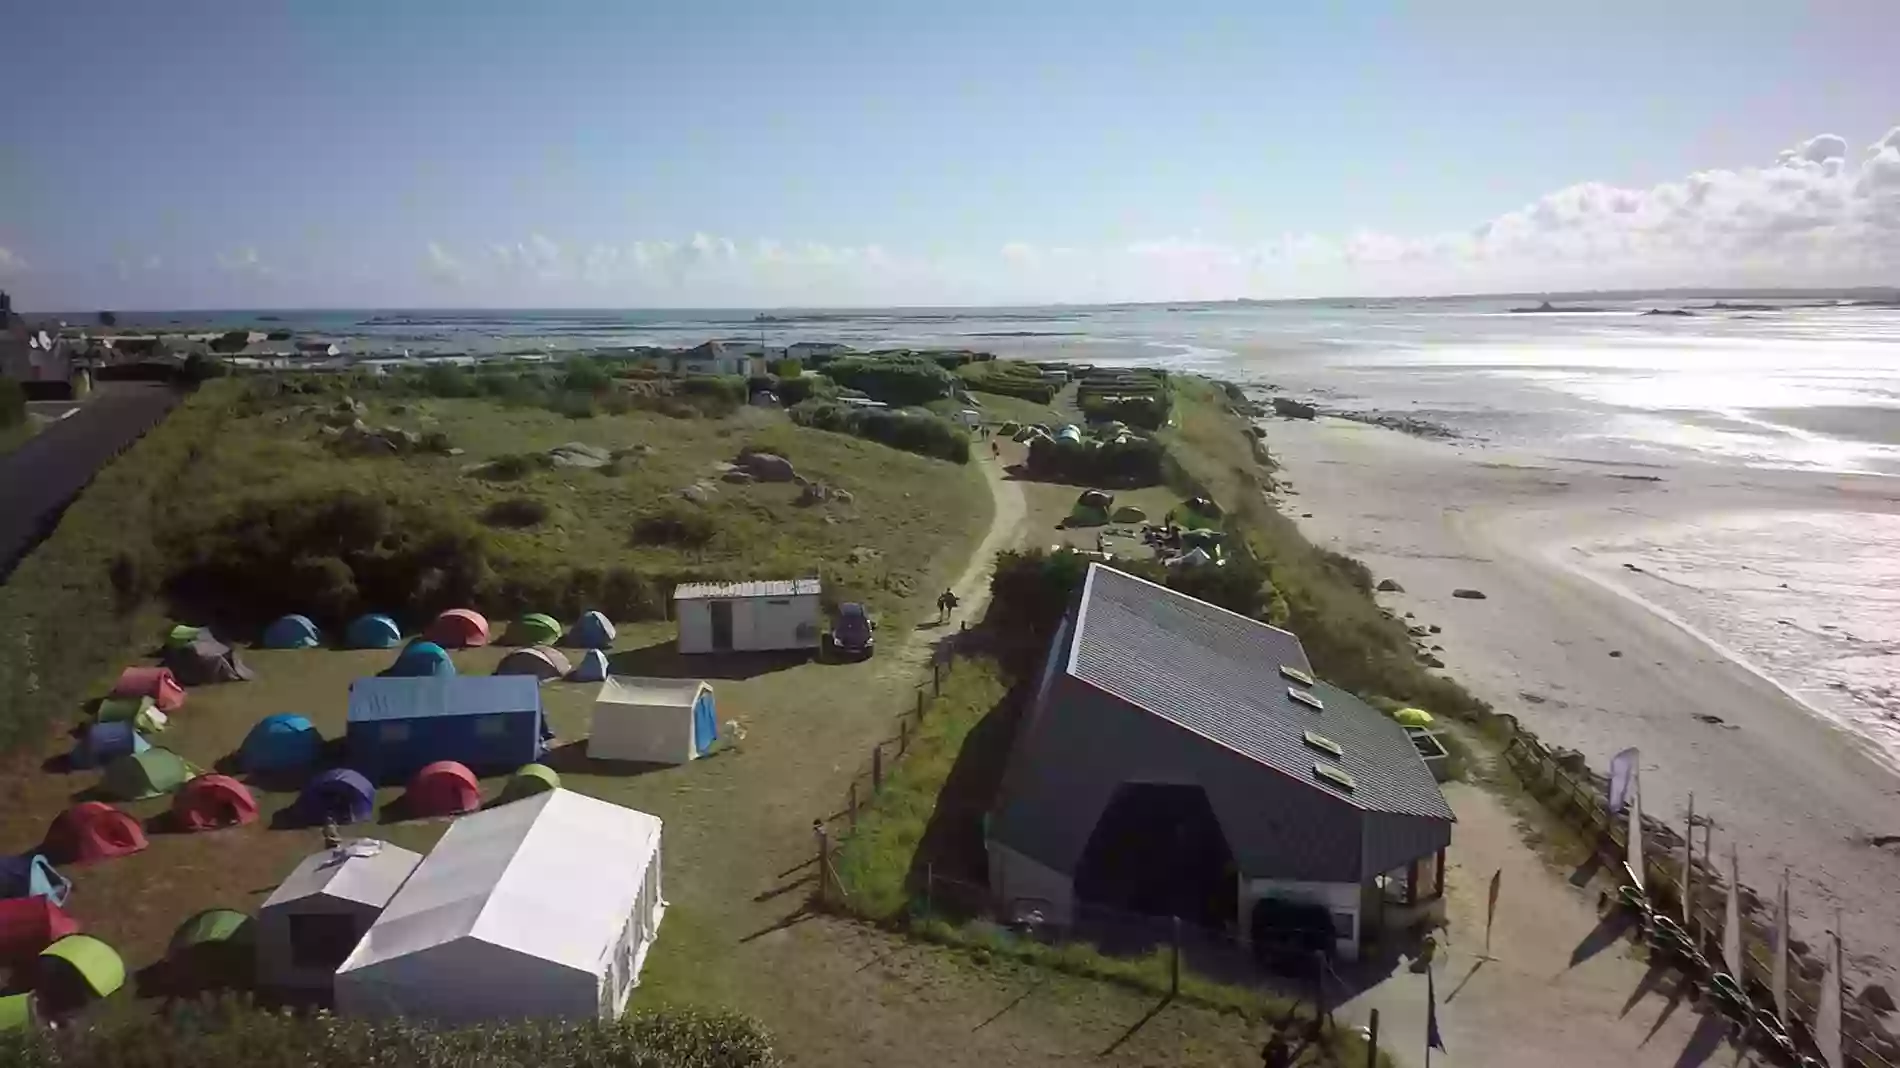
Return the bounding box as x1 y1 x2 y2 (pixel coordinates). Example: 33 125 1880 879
825 603 876 660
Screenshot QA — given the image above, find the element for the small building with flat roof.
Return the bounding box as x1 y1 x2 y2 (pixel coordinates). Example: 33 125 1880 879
673 578 822 655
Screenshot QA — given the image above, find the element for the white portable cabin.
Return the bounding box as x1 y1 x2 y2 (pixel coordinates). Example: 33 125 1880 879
590 677 717 764
334 789 664 1024
255 840 423 993
673 578 822 654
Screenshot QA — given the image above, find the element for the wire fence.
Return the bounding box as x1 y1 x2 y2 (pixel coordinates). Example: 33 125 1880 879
1504 731 1899 1068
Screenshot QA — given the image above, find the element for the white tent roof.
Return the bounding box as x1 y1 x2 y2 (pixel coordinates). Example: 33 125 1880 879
596 677 710 709
262 841 423 910
337 789 661 979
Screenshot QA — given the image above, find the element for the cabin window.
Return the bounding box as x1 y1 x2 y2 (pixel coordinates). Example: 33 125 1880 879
1314 763 1356 792
475 715 508 738
1302 730 1343 758
1332 911 1356 941
1288 688 1325 711
379 722 410 743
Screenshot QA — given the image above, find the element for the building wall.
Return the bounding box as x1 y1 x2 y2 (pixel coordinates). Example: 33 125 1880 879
986 840 1076 925
676 594 822 654
989 674 1369 886
337 937 596 1024
256 897 380 992
1240 877 1364 962
348 708 540 780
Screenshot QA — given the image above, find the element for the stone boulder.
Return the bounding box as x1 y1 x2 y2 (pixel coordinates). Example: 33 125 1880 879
1452 588 1487 600
1272 397 1318 420
738 451 796 482
1376 578 1404 593
722 469 757 484
677 483 717 504
548 442 612 469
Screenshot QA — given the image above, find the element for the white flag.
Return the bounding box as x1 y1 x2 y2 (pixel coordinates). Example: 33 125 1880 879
1607 747 1639 812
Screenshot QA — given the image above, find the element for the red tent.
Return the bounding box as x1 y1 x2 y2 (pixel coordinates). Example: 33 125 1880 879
45 801 149 864
110 666 186 712
0 897 81 959
170 774 260 831
405 760 481 817
424 608 491 649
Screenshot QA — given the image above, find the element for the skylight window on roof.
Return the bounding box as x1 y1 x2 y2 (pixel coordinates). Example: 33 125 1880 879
1314 763 1356 791
1288 687 1324 711
1279 665 1314 687
1303 730 1343 758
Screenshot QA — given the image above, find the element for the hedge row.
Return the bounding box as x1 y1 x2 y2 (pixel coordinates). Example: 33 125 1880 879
956 363 1059 404
820 356 957 406
1025 435 1164 486
0 998 781 1068
790 400 970 464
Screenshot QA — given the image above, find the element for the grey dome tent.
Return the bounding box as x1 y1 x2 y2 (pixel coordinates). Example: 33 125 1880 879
162 633 255 686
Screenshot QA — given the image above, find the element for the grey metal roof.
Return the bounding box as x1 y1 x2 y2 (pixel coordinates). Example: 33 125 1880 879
674 578 822 600
261 841 423 911
1067 564 1452 821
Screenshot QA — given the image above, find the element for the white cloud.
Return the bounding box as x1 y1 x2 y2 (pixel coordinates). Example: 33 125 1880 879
0 246 25 275
424 241 467 285
216 246 272 277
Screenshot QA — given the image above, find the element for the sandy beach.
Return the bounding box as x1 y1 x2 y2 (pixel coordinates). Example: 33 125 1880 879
1254 413 1900 989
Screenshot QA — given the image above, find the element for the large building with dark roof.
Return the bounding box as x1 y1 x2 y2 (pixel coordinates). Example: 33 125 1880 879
987 564 1453 959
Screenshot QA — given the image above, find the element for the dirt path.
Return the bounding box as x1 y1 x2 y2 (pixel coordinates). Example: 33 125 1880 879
1339 781 1741 1068
885 448 1027 670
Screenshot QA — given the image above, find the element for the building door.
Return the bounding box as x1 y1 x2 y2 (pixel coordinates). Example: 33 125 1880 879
709 601 734 651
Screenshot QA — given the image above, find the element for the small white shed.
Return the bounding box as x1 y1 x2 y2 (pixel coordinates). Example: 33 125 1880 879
256 840 423 993
334 789 664 1024
673 579 822 654
590 677 718 764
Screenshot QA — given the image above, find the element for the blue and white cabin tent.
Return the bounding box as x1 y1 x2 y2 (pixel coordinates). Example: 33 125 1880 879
0 854 72 906
569 611 616 650
262 614 322 649
348 675 545 781
569 648 609 684
73 721 149 769
345 614 403 650
588 678 717 765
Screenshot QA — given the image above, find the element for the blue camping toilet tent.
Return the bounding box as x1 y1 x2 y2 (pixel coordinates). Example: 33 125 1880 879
295 768 376 824
569 648 609 683
345 614 403 649
73 722 148 770
570 611 616 649
262 614 321 649
241 714 323 772
382 641 455 678
347 675 545 780
0 854 72 906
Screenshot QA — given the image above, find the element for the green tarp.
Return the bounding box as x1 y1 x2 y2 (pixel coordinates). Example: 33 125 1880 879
102 748 195 800
40 935 125 998
496 763 559 805
511 614 563 645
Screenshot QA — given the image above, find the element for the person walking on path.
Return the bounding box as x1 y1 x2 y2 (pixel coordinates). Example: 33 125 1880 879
937 589 960 623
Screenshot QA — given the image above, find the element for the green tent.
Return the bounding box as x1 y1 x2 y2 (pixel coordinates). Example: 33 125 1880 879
495 763 559 805
1111 505 1147 523
101 747 195 800
165 624 204 649
0 992 34 1033
1067 503 1110 527
169 908 254 954
96 695 168 733
510 613 563 646
40 935 125 999
1394 707 1435 727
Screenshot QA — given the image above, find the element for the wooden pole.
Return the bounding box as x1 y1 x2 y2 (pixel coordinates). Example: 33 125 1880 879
813 819 830 902
872 744 883 791
900 718 910 756
933 660 941 695
1170 915 1181 996
917 689 925 719
848 781 858 828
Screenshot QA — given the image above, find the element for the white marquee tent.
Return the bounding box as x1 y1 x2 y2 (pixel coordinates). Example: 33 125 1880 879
589 677 718 765
334 789 664 1023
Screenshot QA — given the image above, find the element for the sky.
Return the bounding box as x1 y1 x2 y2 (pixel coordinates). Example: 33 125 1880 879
1 0 1897 309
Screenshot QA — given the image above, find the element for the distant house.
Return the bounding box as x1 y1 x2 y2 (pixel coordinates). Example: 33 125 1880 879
346 676 545 781
987 565 1453 960
670 341 768 378
784 341 850 365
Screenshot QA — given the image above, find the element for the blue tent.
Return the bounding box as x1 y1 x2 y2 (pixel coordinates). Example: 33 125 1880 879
294 768 376 824
568 648 609 683
344 614 403 649
72 722 149 770
347 676 544 780
261 614 321 649
240 713 323 772
382 641 455 678
569 611 616 649
0 854 72 906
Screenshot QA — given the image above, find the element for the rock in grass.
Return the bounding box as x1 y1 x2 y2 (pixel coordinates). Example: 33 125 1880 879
1272 397 1318 420
1452 588 1487 600
1377 578 1404 592
548 442 612 468
737 451 796 482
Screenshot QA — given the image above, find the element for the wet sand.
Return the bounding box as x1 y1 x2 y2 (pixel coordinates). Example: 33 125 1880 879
1256 415 1900 988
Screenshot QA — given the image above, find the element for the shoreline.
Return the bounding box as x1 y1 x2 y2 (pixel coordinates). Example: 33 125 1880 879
1253 413 1900 988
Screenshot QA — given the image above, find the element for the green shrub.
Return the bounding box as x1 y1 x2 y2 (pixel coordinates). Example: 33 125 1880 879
0 995 782 1068
632 502 718 548
0 376 24 428
672 374 748 418
560 356 612 394
1080 393 1170 430
483 496 551 529
775 373 837 406
482 453 550 480
769 358 802 378
823 356 956 406
956 361 1059 403
790 400 969 463
1025 435 1163 486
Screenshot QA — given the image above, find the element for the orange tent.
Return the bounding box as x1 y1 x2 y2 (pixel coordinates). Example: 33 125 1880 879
110 667 186 712
171 774 260 831
44 802 148 864
424 608 491 649
405 760 481 817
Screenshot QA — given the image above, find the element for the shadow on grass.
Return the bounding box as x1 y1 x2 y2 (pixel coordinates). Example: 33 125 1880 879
606 641 813 681
541 740 672 778
900 679 1034 894
1098 992 1173 1056
739 906 815 944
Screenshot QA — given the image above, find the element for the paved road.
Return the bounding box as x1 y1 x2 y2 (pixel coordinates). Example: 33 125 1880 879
0 382 184 576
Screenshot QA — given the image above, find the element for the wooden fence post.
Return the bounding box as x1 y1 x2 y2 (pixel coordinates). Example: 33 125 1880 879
925 862 934 917
917 689 925 719
813 820 830 902
848 781 858 829
872 744 883 791
933 660 941 695
1170 915 1182 996
899 719 910 756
